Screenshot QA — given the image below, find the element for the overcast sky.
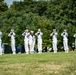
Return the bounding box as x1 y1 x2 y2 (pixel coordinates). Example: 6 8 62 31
4 0 23 7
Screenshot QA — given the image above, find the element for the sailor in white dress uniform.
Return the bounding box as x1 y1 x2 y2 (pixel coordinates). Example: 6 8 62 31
73 33 76 50
50 29 58 53
29 31 35 54
8 29 16 54
61 30 69 53
22 29 30 54
35 29 43 54
0 31 2 55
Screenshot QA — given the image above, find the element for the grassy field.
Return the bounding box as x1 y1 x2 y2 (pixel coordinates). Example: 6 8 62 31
0 51 76 75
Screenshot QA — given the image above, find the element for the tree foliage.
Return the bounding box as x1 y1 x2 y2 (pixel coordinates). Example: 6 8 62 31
0 10 52 47
0 0 8 13
0 0 76 49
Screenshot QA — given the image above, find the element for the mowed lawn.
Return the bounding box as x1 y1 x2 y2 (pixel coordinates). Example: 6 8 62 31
0 51 76 75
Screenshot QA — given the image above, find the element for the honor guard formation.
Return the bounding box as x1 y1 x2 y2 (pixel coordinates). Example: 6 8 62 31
0 28 76 55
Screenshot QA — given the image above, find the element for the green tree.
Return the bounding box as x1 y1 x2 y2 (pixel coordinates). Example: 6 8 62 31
0 0 8 13
0 0 76 50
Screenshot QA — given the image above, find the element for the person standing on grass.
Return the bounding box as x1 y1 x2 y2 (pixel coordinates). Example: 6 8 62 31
61 29 69 53
29 31 35 54
73 33 76 50
0 31 2 55
50 29 58 53
22 29 30 54
8 29 16 54
35 29 43 54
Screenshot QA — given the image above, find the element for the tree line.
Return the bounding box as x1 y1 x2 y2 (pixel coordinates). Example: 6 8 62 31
0 0 76 50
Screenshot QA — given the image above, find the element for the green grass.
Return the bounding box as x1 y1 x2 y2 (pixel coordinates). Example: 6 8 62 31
0 51 76 75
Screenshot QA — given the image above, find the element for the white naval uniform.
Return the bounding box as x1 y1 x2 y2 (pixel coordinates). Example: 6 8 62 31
22 32 30 54
50 32 57 53
61 32 68 53
29 35 35 54
35 32 43 53
8 32 16 54
0 32 2 55
73 34 76 50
